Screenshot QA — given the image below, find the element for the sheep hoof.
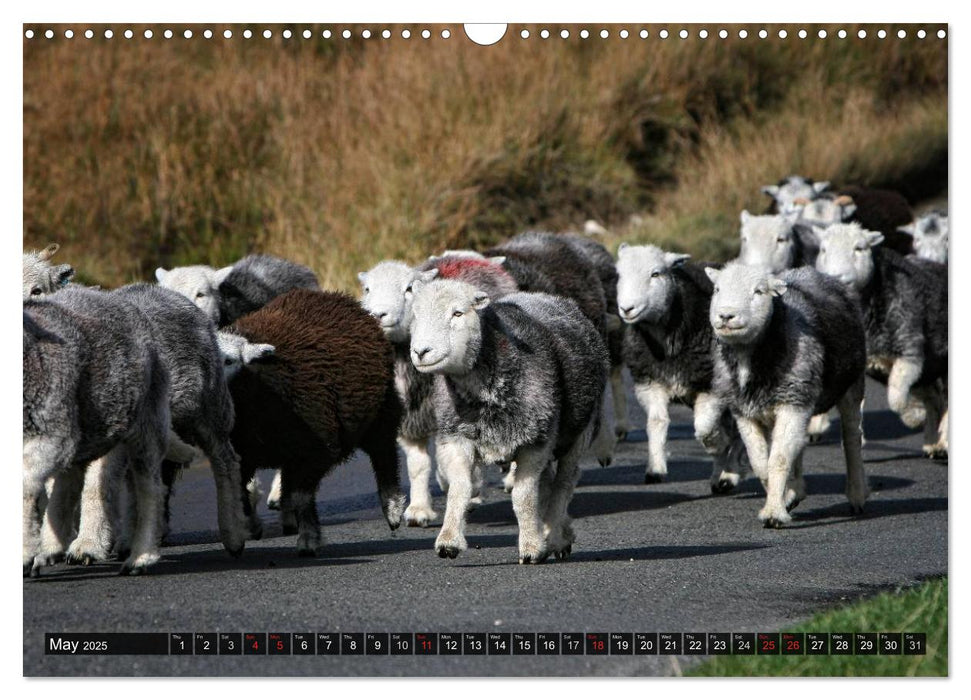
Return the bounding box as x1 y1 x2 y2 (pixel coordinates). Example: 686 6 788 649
227 545 244 559
807 433 822 444
553 545 572 561
23 561 33 578
436 545 461 559
643 473 666 485
710 479 736 495
923 444 947 460
849 503 866 516
29 565 41 578
266 498 280 511
282 524 298 536
519 551 549 565
598 456 612 468
65 552 95 566
249 521 264 541
404 504 438 528
786 498 804 513
762 518 786 529
614 429 628 442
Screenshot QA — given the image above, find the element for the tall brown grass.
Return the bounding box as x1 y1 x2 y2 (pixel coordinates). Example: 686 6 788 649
23 24 947 290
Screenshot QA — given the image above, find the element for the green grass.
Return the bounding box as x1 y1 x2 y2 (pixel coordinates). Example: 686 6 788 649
689 578 947 677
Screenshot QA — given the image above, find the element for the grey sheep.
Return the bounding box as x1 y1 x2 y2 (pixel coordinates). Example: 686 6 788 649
156 253 319 327
815 223 948 458
615 244 746 491
23 244 75 299
707 263 868 527
358 255 519 527
37 284 252 570
409 279 608 563
24 287 171 575
482 231 617 464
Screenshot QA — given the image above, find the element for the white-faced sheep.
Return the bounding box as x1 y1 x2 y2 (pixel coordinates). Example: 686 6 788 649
794 187 915 256
23 244 75 299
761 175 830 214
409 279 608 563
156 253 319 327
217 289 406 556
24 287 172 575
707 263 868 527
814 222 948 458
900 210 949 264
615 244 746 490
737 210 820 273
358 255 518 527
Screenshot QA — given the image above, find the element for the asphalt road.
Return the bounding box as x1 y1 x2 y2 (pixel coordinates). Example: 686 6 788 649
23 376 947 677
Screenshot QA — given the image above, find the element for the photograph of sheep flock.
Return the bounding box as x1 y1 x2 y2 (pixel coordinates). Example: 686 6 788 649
22 23 948 678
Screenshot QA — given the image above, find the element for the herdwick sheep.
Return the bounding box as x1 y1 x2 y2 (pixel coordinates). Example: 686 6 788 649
38 284 252 569
736 210 832 442
615 244 746 490
24 287 171 575
561 232 631 440
218 289 407 556
707 263 868 527
23 244 75 299
814 223 948 458
900 210 949 264
737 210 820 273
409 279 608 563
796 187 914 255
156 253 319 327
358 255 518 527
761 175 830 214
482 231 617 464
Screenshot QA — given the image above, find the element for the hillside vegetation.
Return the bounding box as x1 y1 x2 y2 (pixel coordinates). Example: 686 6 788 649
23 24 947 290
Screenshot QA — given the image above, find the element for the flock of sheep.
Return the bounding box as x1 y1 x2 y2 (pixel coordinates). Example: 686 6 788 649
22 174 948 575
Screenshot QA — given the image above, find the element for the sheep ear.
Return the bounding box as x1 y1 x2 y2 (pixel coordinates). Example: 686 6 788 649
813 181 830 194
54 264 75 287
704 267 720 283
38 243 59 261
768 278 788 297
471 292 491 310
488 256 506 266
419 268 439 283
865 231 885 247
357 271 368 285
242 343 275 365
842 203 857 219
740 209 752 224
617 242 629 254
213 265 234 286
761 185 779 197
155 267 169 283
664 252 690 268
897 225 915 237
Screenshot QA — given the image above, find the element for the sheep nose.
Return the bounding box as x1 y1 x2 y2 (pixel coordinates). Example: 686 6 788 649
620 306 635 315
375 311 387 320
719 313 735 323
414 347 431 361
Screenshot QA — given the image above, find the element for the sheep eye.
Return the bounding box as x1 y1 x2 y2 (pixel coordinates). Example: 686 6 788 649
754 288 764 296
196 292 206 299
405 285 413 294
30 287 42 296
452 310 464 318
650 271 661 278
223 358 233 366
777 237 788 243
363 287 370 294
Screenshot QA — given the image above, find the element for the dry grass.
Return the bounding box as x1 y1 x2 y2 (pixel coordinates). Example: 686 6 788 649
23 24 947 291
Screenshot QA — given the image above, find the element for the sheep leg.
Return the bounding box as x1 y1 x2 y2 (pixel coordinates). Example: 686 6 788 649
807 411 832 443
735 415 770 490
362 441 407 532
266 470 283 510
590 388 617 467
120 443 166 575
198 432 249 556
760 405 810 528
502 462 517 493
400 437 437 527
784 451 806 512
887 357 923 427
511 447 551 564
66 450 125 565
838 378 868 514
23 436 73 576
611 364 630 440
543 426 589 560
433 438 475 559
112 469 136 560
914 384 946 459
635 383 670 483
35 465 84 570
289 486 323 557
694 393 738 494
